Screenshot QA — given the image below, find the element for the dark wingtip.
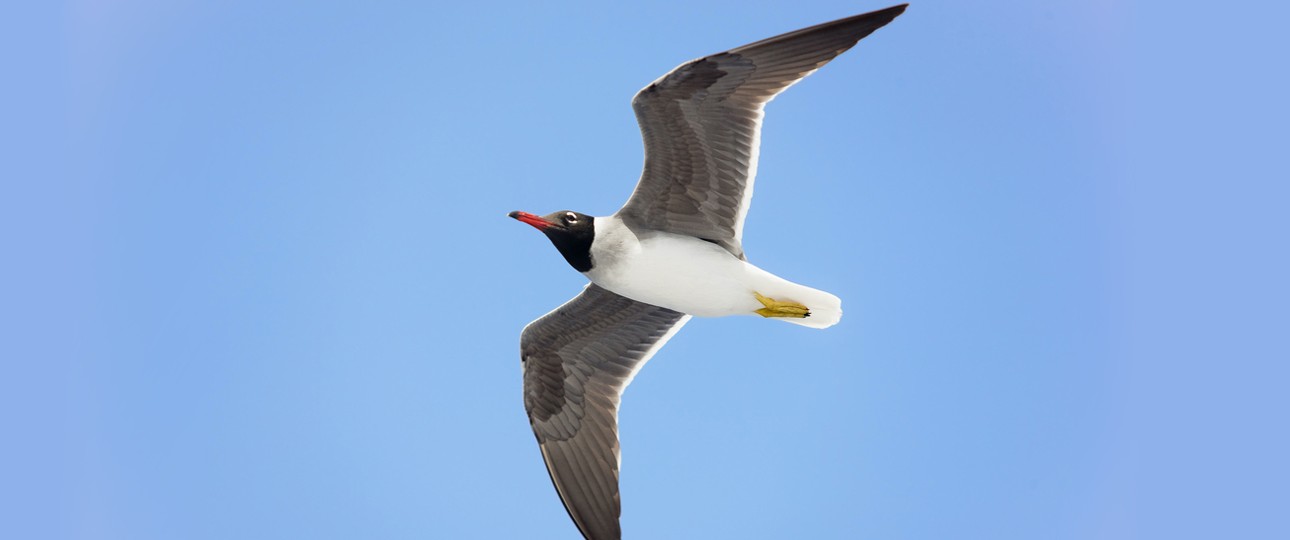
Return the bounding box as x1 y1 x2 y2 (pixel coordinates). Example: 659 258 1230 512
508 210 521 219
866 4 910 24
728 3 910 56
851 4 910 29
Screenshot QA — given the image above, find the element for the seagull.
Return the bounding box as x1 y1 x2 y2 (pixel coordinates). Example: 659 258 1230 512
509 5 906 539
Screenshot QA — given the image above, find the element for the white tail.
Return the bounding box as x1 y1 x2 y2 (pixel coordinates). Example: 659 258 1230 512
778 284 842 329
749 266 843 329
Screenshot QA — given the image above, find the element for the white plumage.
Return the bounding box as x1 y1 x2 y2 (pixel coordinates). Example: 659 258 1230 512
586 216 842 327
510 6 907 539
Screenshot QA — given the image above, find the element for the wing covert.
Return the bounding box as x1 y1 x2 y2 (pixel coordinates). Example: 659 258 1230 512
521 284 690 540
617 4 907 259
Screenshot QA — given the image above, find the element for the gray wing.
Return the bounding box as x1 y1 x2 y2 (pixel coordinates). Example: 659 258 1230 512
617 4 907 259
521 284 690 540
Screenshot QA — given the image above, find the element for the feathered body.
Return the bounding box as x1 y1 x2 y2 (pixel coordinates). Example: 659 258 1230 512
586 216 841 327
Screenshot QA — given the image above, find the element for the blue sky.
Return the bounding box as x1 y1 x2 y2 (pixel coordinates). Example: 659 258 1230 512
4 1 1287 538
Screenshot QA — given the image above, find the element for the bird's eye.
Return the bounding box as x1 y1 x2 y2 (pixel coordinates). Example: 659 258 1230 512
564 212 578 224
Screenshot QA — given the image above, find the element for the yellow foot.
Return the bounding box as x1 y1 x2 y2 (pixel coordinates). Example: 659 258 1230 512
753 292 811 319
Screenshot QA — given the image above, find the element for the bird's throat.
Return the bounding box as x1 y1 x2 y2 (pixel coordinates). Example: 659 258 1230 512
544 228 594 273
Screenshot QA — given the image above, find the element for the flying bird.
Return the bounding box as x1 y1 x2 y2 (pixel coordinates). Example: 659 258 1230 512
510 5 906 539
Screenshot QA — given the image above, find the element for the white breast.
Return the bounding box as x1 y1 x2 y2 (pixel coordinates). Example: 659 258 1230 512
585 217 763 317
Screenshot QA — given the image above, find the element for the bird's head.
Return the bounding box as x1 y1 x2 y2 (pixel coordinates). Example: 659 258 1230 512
509 210 596 272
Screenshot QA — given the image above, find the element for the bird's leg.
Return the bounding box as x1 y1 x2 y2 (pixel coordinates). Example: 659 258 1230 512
753 292 811 318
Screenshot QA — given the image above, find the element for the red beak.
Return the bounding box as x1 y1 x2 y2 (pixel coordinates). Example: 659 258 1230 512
509 211 553 230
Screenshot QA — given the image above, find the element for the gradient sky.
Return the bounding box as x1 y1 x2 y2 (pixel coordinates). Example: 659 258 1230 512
4 1 1287 539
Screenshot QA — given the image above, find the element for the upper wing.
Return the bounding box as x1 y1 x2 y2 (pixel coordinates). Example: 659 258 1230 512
617 4 907 259
521 284 690 540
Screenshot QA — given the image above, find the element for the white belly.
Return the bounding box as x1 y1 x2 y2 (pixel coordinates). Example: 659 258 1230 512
587 230 761 317
584 217 839 326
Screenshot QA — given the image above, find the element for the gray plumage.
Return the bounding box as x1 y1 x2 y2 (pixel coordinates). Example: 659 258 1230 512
519 5 907 539
522 284 689 540
619 4 908 260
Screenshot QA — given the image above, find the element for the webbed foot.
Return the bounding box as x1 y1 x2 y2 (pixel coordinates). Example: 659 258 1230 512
753 292 811 318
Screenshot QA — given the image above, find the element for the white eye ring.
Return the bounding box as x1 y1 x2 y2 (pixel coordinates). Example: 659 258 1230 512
565 212 578 223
